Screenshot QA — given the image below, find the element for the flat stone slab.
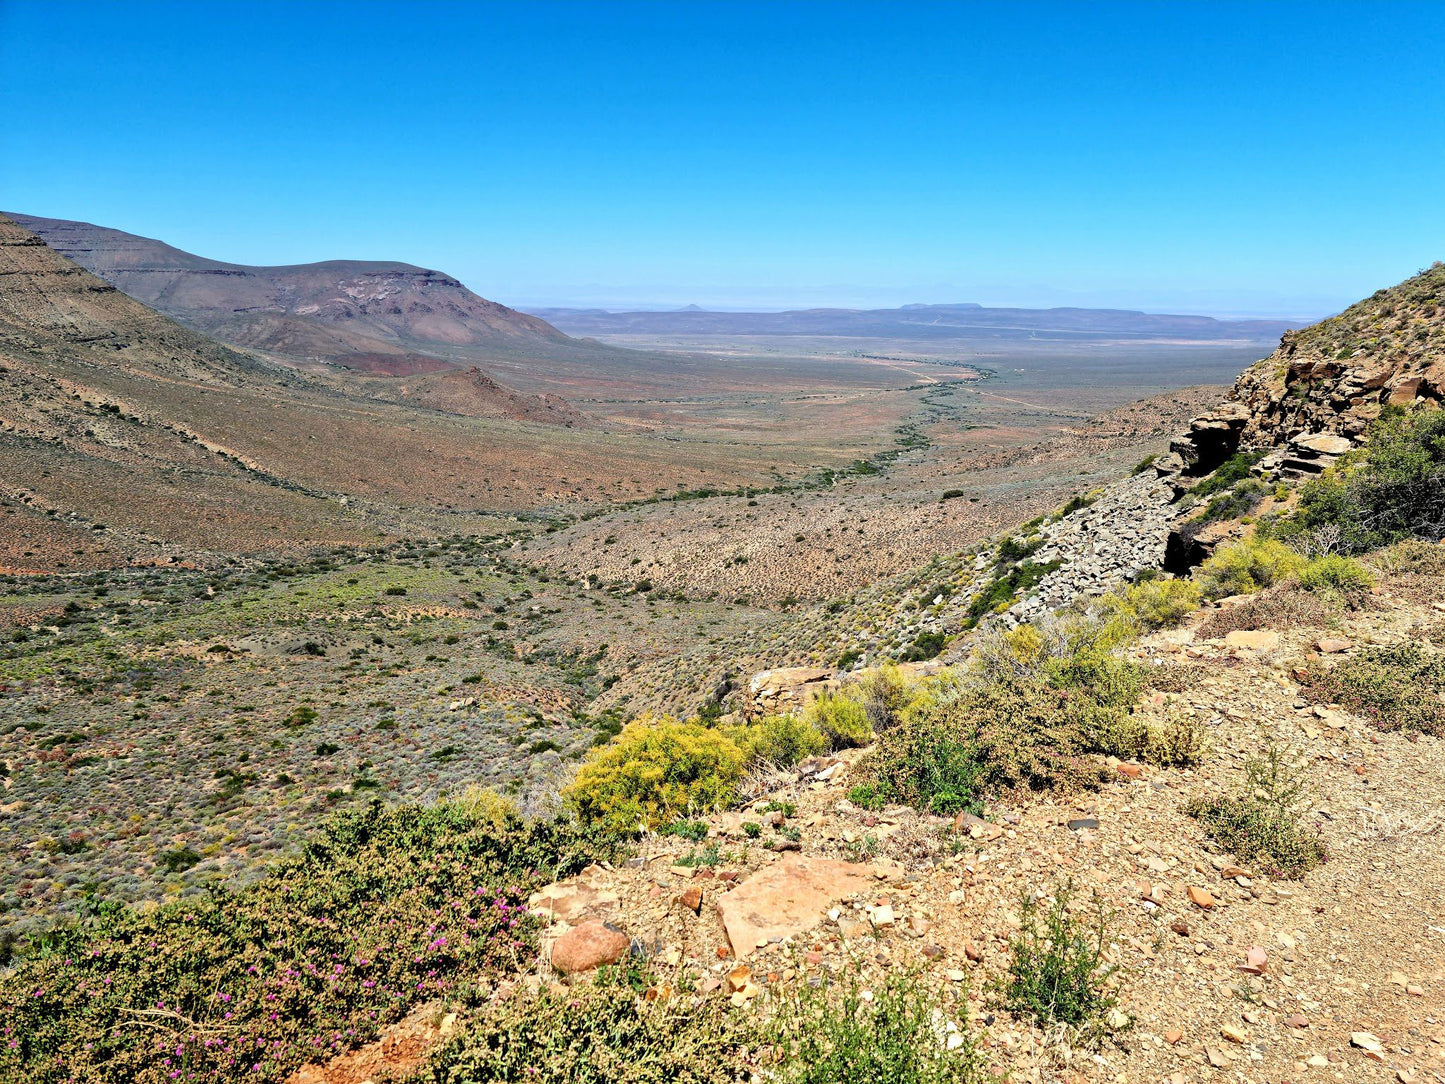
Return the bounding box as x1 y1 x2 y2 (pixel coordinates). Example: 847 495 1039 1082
529 866 620 924
715 854 874 958
1224 629 1280 651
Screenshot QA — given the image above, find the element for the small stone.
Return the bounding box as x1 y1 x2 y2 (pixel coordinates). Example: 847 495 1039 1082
1205 1045 1232 1067
1117 763 1143 779
1221 1024 1249 1043
676 886 703 913
964 939 983 962
1284 1013 1310 1028
1316 638 1352 654
1165 1029 1183 1045
725 965 752 993
1306 1054 1329 1067
1067 818 1099 831
1238 946 1268 975
922 943 945 960
1350 1032 1385 1055
871 905 895 927
1225 629 1280 651
1188 886 1216 909
1170 919 1191 936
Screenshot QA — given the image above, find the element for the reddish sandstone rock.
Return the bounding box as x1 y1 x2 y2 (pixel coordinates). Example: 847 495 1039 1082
550 921 630 974
714 854 874 958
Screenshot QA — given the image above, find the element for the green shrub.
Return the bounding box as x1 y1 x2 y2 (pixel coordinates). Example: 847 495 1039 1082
439 784 519 829
731 713 825 766
764 964 982 1084
1186 745 1326 878
1268 406 1445 553
849 663 911 733
420 968 746 1084
1195 536 1306 599
862 678 1107 808
1187 450 1266 499
803 693 873 750
1096 703 1207 766
994 882 1128 1043
1097 577 1201 632
1297 554 1374 596
963 559 1061 628
1301 643 1445 735
845 782 889 811
1196 478 1266 524
564 717 747 831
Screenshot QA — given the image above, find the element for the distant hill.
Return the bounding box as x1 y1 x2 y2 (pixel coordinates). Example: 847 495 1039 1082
529 302 1297 344
6 213 587 372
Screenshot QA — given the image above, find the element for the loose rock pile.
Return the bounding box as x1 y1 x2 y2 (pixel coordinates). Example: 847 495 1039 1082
1006 469 1179 624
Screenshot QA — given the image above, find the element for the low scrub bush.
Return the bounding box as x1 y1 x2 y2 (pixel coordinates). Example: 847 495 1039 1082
859 673 1114 811
849 662 911 733
731 713 826 766
854 615 1204 813
994 882 1128 1044
1301 643 1445 735
764 963 982 1084
1187 450 1266 500
1196 478 1267 524
1195 582 1342 638
1186 745 1326 878
1265 406 1445 553
803 692 874 750
564 716 747 831
1195 535 1306 599
1097 577 1201 632
963 559 1062 628
0 801 616 1084
420 968 745 1084
1096 703 1207 766
439 784 519 829
1296 554 1374 596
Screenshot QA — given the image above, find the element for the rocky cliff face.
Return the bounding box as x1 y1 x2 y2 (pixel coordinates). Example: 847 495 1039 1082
1171 262 1445 472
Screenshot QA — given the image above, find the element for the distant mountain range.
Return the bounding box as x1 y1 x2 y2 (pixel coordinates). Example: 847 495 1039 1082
528 302 1298 344
7 214 604 375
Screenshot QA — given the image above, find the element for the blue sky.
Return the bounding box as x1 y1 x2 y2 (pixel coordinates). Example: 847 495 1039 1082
2 0 1442 316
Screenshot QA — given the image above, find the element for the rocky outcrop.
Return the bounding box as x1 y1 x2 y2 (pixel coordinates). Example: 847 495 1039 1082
1260 431 1356 478
744 666 837 718
1168 403 1251 475
1173 263 1444 466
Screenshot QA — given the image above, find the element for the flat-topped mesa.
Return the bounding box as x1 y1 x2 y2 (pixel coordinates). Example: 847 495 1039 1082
1167 260 1445 476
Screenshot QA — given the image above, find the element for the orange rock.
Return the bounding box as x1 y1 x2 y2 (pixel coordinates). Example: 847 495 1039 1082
550 921 630 974
676 885 703 913
1187 886 1216 909
714 854 875 959
1165 1029 1183 1045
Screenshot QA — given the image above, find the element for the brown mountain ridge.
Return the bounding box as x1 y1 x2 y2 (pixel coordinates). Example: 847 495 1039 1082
5 213 602 376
